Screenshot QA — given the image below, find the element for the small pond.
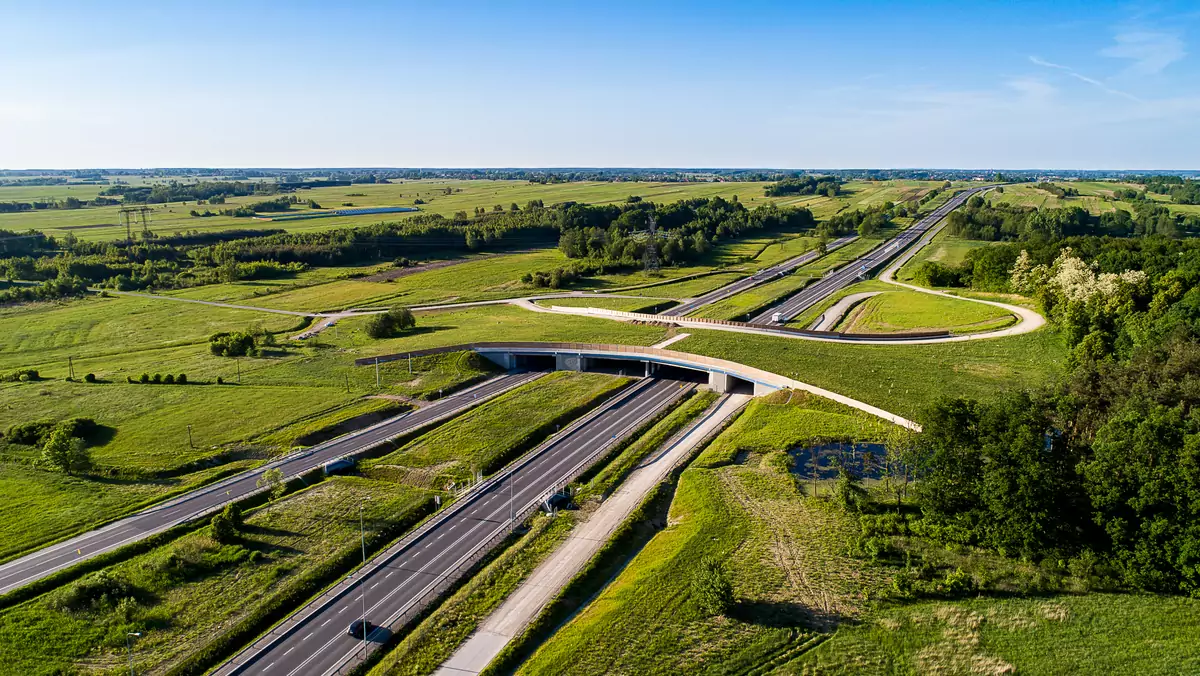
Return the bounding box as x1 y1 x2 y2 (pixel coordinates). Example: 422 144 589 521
788 442 887 480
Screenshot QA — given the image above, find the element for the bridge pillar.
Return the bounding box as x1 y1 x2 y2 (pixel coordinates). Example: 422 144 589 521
555 354 583 371
644 361 657 377
708 371 732 393
754 381 774 396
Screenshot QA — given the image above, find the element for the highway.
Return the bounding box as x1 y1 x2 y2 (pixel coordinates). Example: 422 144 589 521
749 186 991 325
217 377 692 676
659 235 857 317
0 372 541 595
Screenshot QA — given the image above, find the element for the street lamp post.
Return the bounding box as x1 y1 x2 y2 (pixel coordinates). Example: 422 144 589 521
359 497 371 658
126 632 141 675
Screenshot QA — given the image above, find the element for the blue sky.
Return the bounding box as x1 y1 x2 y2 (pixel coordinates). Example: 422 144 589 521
1 0 1197 169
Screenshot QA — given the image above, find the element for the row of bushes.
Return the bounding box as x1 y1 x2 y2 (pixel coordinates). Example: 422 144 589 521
0 369 40 382
126 373 189 385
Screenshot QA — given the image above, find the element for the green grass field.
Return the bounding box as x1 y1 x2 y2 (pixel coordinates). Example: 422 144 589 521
0 295 300 374
836 289 1015 334
0 461 255 563
894 228 998 285
790 593 1200 675
534 296 673 313
0 380 360 472
370 372 628 485
519 396 892 675
0 477 429 676
673 327 1065 420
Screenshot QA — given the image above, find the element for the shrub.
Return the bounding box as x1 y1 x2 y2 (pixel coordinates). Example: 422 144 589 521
83 373 96 383
692 556 733 616
53 570 135 612
216 376 224 385
210 510 237 543
209 331 258 357
942 567 976 596
163 374 175 385
5 420 56 446
139 373 150 384
1 369 39 383
152 373 162 384
177 373 187 385
365 306 416 339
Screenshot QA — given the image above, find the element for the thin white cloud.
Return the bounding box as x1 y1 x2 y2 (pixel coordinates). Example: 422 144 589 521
1101 30 1186 75
1029 56 1141 101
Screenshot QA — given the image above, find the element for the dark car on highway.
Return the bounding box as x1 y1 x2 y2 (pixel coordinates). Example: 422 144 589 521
348 619 374 639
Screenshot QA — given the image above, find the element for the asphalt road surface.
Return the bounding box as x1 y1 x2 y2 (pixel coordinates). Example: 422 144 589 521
660 235 857 317
749 186 991 324
0 372 541 596
220 377 692 676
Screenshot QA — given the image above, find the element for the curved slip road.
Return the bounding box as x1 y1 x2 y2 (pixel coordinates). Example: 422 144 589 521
748 186 992 325
0 372 541 596
810 291 882 331
216 377 693 676
660 235 856 317
875 203 1045 338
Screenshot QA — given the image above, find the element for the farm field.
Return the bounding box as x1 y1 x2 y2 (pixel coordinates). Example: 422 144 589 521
986 182 1140 215
0 179 961 243
517 394 891 675
0 477 431 676
835 288 1015 334
791 593 1200 674
369 371 629 486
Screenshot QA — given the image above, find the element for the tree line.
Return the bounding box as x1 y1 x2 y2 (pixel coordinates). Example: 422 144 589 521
763 175 842 197
911 239 1200 593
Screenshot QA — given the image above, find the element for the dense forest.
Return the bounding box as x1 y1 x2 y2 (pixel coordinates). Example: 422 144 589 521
908 233 1200 596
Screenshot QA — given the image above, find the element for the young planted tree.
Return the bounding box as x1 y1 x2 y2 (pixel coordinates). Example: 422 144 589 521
692 556 734 617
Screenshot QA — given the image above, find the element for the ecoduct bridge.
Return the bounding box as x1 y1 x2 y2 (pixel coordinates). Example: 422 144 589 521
356 341 918 429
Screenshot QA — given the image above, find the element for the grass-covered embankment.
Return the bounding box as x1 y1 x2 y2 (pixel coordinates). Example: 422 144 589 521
674 327 1065 420
516 392 891 674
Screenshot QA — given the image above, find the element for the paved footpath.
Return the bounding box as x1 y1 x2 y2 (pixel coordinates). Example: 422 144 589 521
434 393 751 676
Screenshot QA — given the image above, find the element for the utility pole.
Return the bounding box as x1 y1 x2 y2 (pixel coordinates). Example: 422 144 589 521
126 632 141 675
345 374 350 393
187 425 194 449
68 356 74 381
408 353 412 375
375 357 380 388
236 359 241 384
